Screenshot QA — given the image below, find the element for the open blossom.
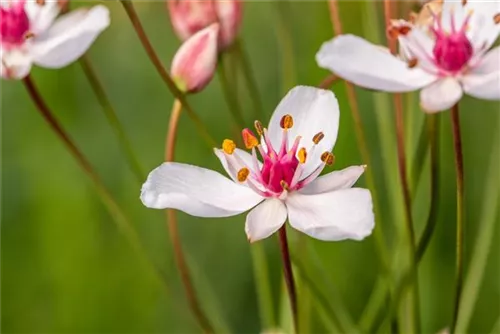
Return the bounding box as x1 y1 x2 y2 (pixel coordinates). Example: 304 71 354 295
316 0 500 112
171 23 219 93
1 0 110 79
141 86 375 243
167 0 242 49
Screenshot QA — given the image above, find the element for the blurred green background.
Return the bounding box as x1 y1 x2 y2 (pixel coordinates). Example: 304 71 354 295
2 1 499 333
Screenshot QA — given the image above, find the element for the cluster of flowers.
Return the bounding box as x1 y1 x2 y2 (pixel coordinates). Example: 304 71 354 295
2 0 499 245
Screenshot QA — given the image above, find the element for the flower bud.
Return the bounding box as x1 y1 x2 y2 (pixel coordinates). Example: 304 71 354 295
170 23 219 94
167 0 243 50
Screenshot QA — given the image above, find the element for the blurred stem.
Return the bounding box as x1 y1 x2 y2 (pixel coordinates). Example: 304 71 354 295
318 74 340 89
410 119 428 194
22 75 168 292
79 55 145 184
278 226 298 333
383 0 419 331
450 103 465 334
455 128 499 334
218 55 246 128
120 0 216 147
415 114 440 260
274 0 296 95
250 244 276 329
233 39 264 119
370 113 441 333
327 0 390 275
165 99 214 334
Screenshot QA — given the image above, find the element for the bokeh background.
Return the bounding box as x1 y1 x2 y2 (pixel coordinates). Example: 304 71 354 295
2 1 499 333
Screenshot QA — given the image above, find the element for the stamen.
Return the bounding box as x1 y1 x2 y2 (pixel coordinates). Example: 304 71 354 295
321 152 335 166
494 13 500 25
280 180 290 191
312 132 324 144
242 128 259 149
462 0 467 6
298 147 307 164
387 25 412 39
222 139 236 154
254 120 264 136
407 58 418 68
237 167 250 182
280 114 294 129
24 31 34 40
36 0 45 5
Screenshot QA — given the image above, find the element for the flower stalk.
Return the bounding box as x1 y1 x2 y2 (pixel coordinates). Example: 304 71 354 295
79 55 145 184
165 99 214 334
450 103 465 334
327 0 390 274
22 74 167 292
218 55 246 128
278 226 298 333
120 0 216 147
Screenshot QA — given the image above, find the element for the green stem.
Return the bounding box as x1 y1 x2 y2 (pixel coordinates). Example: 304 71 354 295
415 114 440 260
327 0 390 276
450 103 465 334
454 128 499 334
369 113 440 333
233 39 264 119
274 0 296 95
22 75 168 292
79 55 145 184
217 56 246 128
250 244 276 329
119 0 216 147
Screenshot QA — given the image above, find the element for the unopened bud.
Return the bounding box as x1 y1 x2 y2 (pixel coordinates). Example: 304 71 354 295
171 24 219 93
167 0 243 49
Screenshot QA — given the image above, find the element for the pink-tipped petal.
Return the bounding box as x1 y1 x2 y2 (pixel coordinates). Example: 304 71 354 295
171 23 219 93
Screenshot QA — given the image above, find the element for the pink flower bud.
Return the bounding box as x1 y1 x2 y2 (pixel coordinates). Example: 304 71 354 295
171 23 219 93
167 0 243 50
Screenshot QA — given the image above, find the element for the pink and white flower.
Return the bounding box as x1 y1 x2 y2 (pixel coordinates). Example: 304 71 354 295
167 0 242 50
141 86 375 243
171 23 219 93
1 0 110 79
316 0 500 112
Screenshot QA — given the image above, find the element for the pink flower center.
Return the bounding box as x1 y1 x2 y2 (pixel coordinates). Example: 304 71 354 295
222 116 332 198
431 11 474 73
0 0 30 48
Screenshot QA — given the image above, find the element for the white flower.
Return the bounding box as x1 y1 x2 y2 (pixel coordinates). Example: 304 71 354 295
316 0 500 113
141 86 375 243
1 0 110 79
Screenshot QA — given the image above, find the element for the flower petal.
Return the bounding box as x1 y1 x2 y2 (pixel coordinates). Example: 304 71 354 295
0 49 32 79
245 198 287 243
31 5 110 68
286 188 375 241
462 72 500 100
214 147 261 182
267 86 340 178
316 34 436 92
420 78 463 113
462 47 500 100
299 165 365 195
24 0 60 34
141 162 264 217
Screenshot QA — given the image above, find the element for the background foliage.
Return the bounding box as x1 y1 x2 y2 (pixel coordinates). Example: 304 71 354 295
2 1 499 333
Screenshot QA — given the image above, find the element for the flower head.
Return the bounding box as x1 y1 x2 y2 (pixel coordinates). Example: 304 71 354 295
167 0 242 50
1 0 110 80
316 0 500 112
141 86 375 243
171 23 219 93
